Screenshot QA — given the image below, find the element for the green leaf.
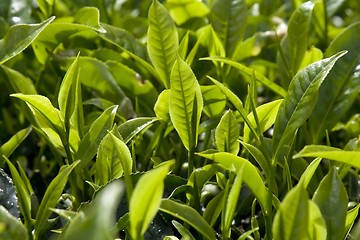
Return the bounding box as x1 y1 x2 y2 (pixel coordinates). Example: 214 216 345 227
4 157 31 233
309 23 360 143
201 85 226 118
160 199 216 240
60 181 123 240
272 51 346 159
96 127 124 186
0 127 32 166
293 145 360 169
278 1 314 84
196 151 272 213
0 205 28 240
0 66 37 94
243 99 282 143
308 200 327 240
0 0 33 24
0 16 54 65
203 190 224 226
298 157 322 189
73 7 106 33
273 184 309 240
210 0 247 57
0 168 19 218
154 89 170 121
202 57 287 97
118 117 158 144
171 220 196 240
223 165 244 237
129 160 174 239
147 0 178 88
34 160 79 239
344 204 360 239
169 56 203 151
215 110 239 154
239 141 269 179
312 167 348 240
166 0 210 25
36 0 54 17
76 106 118 171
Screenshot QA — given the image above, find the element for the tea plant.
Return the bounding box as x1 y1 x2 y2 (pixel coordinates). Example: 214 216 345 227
0 0 360 239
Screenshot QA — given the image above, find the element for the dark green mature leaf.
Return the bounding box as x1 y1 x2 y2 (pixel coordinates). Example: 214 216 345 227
203 57 287 97
309 23 360 143
76 106 118 171
0 168 19 218
313 167 348 240
34 161 79 239
210 0 247 57
0 16 54 65
0 66 37 94
273 184 309 240
160 199 216 240
118 117 158 144
169 56 203 151
215 110 239 155
147 0 178 88
196 151 271 212
272 51 346 159
278 1 314 85
293 145 360 169
60 181 124 240
129 160 174 239
0 205 28 240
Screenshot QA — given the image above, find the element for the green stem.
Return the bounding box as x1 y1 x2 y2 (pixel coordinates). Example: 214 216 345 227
188 146 195 178
265 161 275 240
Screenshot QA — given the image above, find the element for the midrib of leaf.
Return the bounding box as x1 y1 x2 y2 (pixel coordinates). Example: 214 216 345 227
151 16 171 84
178 64 193 148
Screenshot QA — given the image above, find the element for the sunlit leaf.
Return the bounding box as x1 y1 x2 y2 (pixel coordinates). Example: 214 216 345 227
215 110 239 155
147 0 178 88
166 0 209 25
129 160 174 239
293 145 360 169
273 184 309 240
73 7 106 33
344 204 360 239
169 56 203 151
0 16 54 65
118 117 158 144
308 200 327 240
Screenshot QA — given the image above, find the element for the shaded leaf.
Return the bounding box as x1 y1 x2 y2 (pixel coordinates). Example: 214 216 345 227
344 204 360 239
0 168 19 218
0 205 28 240
313 167 347 240
160 199 216 240
210 0 247 57
272 51 346 159
34 161 79 239
118 117 158 144
309 23 360 143
60 181 123 240
0 66 37 94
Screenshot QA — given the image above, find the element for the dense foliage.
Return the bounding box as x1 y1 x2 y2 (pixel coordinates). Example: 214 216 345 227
1 0 360 239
